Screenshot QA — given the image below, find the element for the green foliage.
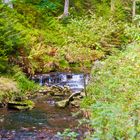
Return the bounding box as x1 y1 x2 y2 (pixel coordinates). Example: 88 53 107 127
0 0 138 73
27 15 134 73
82 44 140 139
0 76 19 103
0 65 38 103
0 1 140 138
12 66 39 93
57 128 79 140
125 24 140 41
15 0 63 16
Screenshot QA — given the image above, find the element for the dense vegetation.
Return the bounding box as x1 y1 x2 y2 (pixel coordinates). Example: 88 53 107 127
83 43 140 139
1 0 139 75
0 0 140 139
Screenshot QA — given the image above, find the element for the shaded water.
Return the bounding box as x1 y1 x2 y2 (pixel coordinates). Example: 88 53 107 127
0 102 81 139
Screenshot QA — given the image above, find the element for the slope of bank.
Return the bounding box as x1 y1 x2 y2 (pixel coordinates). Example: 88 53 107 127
82 43 140 139
0 68 38 106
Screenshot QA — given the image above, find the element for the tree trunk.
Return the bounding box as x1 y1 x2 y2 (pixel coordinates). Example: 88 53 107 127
132 0 136 20
111 0 115 12
64 0 69 17
3 0 13 8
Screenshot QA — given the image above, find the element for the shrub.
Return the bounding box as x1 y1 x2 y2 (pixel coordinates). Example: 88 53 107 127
82 44 140 139
0 77 19 103
0 1 137 73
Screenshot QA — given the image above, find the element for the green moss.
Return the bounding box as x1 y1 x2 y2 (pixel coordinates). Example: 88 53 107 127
8 100 35 110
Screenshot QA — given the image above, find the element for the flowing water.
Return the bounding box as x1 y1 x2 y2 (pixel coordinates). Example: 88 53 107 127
32 72 89 92
0 73 89 140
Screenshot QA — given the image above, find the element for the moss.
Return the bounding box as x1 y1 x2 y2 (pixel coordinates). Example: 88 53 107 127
8 100 35 110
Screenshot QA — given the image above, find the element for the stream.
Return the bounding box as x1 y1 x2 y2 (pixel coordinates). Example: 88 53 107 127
0 73 90 140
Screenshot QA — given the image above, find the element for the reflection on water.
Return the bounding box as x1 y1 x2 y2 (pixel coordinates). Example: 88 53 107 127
0 109 48 130
0 102 78 130
0 101 80 139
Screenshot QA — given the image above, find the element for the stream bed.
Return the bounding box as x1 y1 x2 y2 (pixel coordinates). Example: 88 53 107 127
0 101 85 139
0 73 90 140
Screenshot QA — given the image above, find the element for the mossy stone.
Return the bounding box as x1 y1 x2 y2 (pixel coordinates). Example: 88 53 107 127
8 100 35 110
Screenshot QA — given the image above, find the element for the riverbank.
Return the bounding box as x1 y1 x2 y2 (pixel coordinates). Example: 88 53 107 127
82 43 140 139
0 68 38 107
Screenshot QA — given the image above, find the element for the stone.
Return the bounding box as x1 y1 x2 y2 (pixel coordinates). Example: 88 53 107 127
8 100 35 110
52 92 65 96
70 100 81 107
81 92 86 97
49 85 71 96
55 99 69 108
68 91 81 101
73 95 82 100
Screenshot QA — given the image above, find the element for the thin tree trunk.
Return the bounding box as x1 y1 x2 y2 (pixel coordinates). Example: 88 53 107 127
3 0 13 8
111 0 115 12
64 0 69 17
132 0 136 20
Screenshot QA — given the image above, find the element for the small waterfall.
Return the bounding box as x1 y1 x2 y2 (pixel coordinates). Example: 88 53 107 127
33 73 89 92
39 76 43 86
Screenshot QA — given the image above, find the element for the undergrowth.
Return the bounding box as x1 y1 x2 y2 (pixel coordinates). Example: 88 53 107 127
82 43 140 139
0 2 137 74
0 66 39 103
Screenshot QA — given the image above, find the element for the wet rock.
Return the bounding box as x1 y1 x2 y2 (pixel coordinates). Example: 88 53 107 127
81 92 86 97
73 95 83 100
55 99 69 108
8 100 35 110
71 100 81 107
50 85 71 96
38 89 48 94
68 92 81 101
52 92 65 96
55 91 85 108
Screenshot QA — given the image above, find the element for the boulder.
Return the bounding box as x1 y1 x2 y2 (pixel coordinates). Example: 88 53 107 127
52 92 65 96
68 91 81 101
73 95 82 100
8 100 35 110
50 85 71 96
55 91 85 108
55 99 69 108
71 99 81 107
81 92 86 97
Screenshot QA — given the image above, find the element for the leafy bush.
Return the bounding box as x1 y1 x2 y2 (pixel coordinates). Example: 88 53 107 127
0 77 19 102
57 128 79 140
12 66 39 93
0 66 39 103
0 1 138 74
82 44 140 139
